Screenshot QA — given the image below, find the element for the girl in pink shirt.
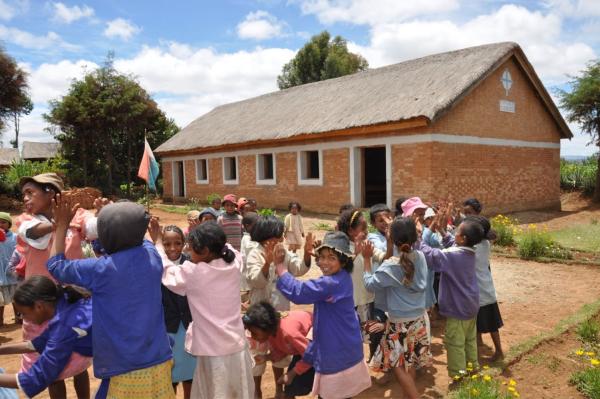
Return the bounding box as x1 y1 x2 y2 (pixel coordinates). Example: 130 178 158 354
161 222 254 399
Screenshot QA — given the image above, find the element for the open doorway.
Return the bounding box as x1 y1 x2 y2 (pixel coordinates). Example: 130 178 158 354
362 147 386 207
172 161 185 197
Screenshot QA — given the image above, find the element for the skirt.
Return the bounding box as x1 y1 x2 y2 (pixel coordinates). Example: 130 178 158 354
0 285 16 306
169 323 196 383
311 360 371 399
192 348 255 399
284 355 315 397
477 302 504 333
106 360 175 399
370 314 432 372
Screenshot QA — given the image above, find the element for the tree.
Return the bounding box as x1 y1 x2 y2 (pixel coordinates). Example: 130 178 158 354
558 60 600 202
0 48 32 143
277 31 368 89
9 97 33 148
44 55 178 195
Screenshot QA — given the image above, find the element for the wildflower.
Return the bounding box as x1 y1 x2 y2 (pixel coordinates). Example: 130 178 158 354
508 386 516 392
471 388 479 396
592 358 600 367
471 374 479 380
483 375 492 382
482 365 490 370
586 351 596 357
509 379 517 386
512 391 520 398
453 375 461 381
576 349 585 356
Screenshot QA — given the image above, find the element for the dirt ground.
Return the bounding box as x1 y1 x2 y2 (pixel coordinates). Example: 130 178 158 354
2 193 600 398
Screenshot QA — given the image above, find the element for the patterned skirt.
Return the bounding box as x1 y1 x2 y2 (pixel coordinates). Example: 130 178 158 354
106 360 175 399
370 314 432 372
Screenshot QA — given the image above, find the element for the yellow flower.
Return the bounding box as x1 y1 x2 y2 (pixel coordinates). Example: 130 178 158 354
453 375 461 381
482 365 490 370
509 379 517 386
586 351 596 357
471 388 479 396
508 386 516 392
512 392 521 398
483 375 492 382
471 374 479 380
576 349 585 356
467 362 473 368
591 358 600 367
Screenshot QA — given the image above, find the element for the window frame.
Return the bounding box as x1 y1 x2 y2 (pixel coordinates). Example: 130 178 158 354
222 156 239 185
297 149 323 186
195 158 209 184
256 153 277 185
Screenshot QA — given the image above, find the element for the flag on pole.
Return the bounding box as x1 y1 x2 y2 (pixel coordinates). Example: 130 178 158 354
138 138 160 191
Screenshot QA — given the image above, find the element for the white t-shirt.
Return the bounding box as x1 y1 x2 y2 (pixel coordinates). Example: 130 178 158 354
18 215 52 250
475 240 497 306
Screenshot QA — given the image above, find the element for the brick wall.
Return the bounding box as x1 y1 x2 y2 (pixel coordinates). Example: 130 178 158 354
171 148 350 213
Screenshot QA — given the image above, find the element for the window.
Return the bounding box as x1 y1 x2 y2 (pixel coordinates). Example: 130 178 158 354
256 153 276 184
223 156 238 184
298 150 323 185
195 159 209 184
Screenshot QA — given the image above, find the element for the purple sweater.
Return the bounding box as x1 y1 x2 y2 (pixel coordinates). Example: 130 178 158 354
417 239 479 320
276 270 364 374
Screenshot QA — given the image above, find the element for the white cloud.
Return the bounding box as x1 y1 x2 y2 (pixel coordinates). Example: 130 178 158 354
545 0 600 18
103 18 140 40
236 10 285 40
0 24 79 51
0 0 16 20
52 2 94 24
347 5 596 84
294 0 459 25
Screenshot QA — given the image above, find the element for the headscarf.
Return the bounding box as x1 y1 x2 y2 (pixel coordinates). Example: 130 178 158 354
97 202 150 254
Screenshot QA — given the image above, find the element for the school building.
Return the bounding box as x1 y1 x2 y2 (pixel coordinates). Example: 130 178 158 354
155 42 572 214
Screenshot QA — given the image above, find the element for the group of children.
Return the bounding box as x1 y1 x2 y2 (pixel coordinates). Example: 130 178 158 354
0 172 505 399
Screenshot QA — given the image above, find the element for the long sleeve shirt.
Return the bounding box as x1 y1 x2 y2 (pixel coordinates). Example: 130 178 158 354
350 241 387 307
161 254 193 334
161 246 247 357
0 231 17 286
268 311 313 375
47 240 172 379
245 244 309 311
416 239 479 320
17 296 93 398
363 251 428 320
276 271 364 375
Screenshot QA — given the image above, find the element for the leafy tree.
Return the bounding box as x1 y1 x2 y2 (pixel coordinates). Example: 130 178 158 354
44 56 178 195
0 47 32 144
277 31 368 89
558 60 600 202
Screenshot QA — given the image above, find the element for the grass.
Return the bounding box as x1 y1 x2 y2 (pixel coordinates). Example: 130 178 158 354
577 319 600 344
311 222 334 231
154 204 193 215
549 223 600 253
570 367 600 399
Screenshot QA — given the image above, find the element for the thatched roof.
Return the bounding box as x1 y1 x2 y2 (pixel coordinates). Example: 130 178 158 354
156 42 572 155
0 148 19 166
22 141 60 160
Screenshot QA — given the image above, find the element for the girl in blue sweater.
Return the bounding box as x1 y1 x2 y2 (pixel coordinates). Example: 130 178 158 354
275 231 371 399
363 217 431 399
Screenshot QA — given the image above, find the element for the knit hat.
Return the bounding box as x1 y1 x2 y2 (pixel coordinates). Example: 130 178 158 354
424 208 436 220
401 197 427 217
222 194 237 206
315 231 353 258
186 210 201 221
20 173 64 193
0 212 11 228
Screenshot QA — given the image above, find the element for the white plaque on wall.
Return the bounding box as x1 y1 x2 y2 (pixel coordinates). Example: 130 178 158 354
499 100 515 113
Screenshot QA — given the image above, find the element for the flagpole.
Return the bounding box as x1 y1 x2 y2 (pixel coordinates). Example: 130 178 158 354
145 129 150 213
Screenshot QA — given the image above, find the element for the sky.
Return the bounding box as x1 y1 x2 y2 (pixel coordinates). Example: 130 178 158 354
1 0 599 156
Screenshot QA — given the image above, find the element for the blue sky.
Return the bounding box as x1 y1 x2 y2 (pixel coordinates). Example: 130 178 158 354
1 0 599 156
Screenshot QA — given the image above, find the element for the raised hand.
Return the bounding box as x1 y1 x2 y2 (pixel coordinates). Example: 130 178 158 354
361 240 375 259
147 216 162 244
273 243 286 265
52 193 80 231
263 240 277 265
304 232 314 254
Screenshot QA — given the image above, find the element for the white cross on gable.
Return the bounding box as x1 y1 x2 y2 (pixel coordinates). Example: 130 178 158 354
501 69 512 96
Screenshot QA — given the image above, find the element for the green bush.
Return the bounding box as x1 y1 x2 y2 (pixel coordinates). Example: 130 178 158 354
490 215 518 246
0 158 67 198
187 197 202 210
577 320 600 344
257 208 276 217
561 156 598 196
571 367 600 399
517 224 572 260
